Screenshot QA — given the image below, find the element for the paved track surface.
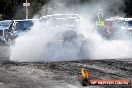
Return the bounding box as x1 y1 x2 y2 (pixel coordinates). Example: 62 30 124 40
0 46 131 88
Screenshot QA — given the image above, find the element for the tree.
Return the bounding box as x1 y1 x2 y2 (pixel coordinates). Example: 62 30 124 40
124 0 132 17
0 0 132 19
0 0 13 19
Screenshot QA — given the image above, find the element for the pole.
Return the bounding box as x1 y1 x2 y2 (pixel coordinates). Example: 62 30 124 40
75 0 79 13
26 0 28 19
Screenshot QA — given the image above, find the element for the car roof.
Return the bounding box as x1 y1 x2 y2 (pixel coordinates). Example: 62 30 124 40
14 19 39 22
0 20 12 23
40 14 81 21
106 17 132 22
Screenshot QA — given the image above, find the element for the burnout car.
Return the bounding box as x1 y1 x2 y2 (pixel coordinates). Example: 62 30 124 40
40 14 82 43
40 14 88 59
0 20 16 43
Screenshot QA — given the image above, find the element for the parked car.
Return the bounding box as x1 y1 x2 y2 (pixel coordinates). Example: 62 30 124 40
105 17 129 39
13 19 39 36
14 19 33 36
121 18 132 36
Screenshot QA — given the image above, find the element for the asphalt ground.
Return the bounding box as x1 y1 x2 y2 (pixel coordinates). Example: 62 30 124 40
0 46 131 88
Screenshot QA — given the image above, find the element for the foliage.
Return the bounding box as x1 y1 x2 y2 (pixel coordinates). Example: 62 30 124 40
0 0 131 19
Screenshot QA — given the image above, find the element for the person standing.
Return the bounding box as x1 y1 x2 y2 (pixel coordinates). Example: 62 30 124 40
96 9 105 37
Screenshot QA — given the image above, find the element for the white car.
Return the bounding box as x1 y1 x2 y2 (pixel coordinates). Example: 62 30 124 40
105 17 132 39
40 14 88 59
40 14 82 43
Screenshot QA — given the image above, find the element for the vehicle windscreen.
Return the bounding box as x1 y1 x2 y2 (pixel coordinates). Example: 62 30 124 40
47 17 79 27
16 21 33 31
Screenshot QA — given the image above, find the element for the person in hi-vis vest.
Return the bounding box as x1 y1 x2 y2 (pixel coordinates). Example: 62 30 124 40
96 9 105 36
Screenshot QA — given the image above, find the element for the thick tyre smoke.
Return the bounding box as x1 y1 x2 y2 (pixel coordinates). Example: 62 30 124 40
10 18 89 62
10 16 132 62
10 0 132 62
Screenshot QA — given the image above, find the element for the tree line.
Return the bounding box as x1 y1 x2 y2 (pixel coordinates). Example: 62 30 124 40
0 0 132 20
0 0 48 19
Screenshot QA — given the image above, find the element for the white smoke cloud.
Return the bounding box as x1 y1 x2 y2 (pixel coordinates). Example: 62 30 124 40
10 0 132 62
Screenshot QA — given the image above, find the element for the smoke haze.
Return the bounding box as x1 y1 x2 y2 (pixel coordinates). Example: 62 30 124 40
10 0 132 62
